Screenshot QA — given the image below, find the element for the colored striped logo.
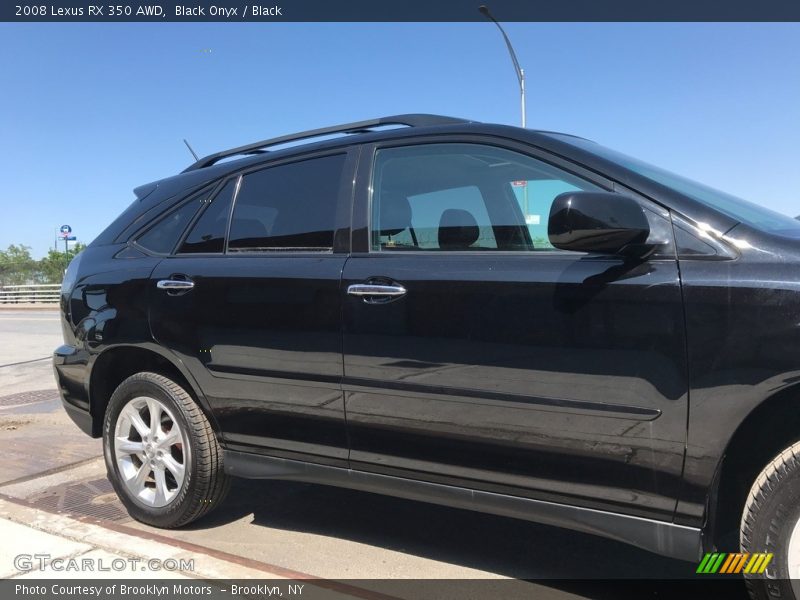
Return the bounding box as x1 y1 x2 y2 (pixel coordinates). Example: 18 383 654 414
696 553 773 574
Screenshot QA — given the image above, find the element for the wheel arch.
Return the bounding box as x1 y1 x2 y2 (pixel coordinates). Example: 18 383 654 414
88 344 222 440
707 383 800 550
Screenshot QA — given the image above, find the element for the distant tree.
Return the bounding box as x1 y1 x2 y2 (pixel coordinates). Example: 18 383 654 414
37 243 86 284
0 245 36 286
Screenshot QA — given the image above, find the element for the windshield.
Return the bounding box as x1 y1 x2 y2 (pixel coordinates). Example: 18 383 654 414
546 134 800 238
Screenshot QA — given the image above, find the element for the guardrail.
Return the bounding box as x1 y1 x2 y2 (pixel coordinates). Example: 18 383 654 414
0 284 61 305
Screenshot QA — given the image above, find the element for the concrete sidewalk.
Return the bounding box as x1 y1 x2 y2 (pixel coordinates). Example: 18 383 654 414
0 498 400 600
0 496 285 580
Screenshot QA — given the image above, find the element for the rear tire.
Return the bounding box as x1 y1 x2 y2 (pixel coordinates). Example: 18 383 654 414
103 371 230 528
741 440 800 599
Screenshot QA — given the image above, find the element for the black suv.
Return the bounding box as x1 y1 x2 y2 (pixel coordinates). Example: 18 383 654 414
54 115 800 596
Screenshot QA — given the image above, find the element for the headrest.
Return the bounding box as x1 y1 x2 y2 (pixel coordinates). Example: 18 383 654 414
438 209 479 250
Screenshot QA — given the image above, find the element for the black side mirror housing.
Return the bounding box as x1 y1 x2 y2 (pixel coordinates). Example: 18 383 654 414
548 192 652 256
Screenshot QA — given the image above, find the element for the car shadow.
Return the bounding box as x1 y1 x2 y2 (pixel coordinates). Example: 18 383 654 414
183 478 749 599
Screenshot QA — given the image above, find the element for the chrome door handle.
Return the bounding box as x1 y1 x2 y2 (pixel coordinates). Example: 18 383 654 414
347 284 407 298
157 279 195 291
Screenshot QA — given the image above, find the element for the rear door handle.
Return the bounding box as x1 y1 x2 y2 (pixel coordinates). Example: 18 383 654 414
157 278 195 294
347 283 407 303
347 284 406 297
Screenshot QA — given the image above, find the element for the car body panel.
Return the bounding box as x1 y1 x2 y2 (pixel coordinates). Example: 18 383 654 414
675 230 800 526
148 254 350 465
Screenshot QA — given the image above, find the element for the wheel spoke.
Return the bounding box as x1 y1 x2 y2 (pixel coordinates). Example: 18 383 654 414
162 455 185 484
153 465 168 505
146 398 163 435
122 405 150 438
159 427 181 448
115 438 144 457
129 462 151 493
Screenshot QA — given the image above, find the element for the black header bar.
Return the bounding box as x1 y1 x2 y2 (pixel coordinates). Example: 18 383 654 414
4 0 800 22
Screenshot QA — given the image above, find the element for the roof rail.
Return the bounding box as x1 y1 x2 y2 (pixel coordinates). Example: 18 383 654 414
183 114 472 171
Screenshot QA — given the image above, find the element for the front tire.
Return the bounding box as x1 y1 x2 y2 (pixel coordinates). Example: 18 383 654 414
103 372 230 528
741 441 800 599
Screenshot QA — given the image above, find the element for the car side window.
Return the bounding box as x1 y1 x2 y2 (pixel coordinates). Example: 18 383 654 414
136 194 206 254
371 143 601 251
179 179 237 254
228 154 346 252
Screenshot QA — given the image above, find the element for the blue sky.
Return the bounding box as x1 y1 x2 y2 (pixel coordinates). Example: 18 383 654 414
1 22 799 257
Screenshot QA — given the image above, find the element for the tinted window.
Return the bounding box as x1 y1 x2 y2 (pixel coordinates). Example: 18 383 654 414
136 195 205 254
228 154 345 251
179 179 236 254
371 144 599 251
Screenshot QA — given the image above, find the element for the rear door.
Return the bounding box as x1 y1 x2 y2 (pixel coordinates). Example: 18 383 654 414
148 149 356 466
342 138 688 520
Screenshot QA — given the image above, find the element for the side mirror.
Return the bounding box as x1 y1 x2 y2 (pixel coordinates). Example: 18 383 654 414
548 192 651 256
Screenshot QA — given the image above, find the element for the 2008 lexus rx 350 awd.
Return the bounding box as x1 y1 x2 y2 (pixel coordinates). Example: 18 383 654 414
55 115 800 598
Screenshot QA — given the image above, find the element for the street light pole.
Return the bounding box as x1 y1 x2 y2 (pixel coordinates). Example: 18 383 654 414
479 5 530 217
479 4 526 128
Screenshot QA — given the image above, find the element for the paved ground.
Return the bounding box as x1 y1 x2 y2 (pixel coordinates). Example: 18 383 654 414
0 310 62 396
0 308 749 599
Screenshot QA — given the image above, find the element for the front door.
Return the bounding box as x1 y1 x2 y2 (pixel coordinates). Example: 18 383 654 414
342 140 687 520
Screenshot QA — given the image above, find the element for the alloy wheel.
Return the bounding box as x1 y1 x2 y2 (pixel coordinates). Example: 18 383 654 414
113 396 187 507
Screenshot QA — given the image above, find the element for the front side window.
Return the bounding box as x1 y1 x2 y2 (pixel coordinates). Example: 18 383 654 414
370 143 600 252
228 154 346 252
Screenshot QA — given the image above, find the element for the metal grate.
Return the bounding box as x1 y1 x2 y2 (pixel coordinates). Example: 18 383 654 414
0 389 58 407
29 477 132 523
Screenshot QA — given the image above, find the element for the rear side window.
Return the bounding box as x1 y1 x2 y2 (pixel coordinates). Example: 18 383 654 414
136 195 205 254
228 154 346 252
179 179 237 254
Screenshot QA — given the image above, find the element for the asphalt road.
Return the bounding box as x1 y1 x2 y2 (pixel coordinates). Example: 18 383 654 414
0 310 61 363
0 309 62 397
0 308 749 599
